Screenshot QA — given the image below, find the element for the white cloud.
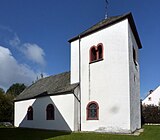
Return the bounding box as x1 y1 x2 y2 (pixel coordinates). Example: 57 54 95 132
0 46 39 90
9 34 46 66
9 33 21 47
0 26 47 90
22 43 46 66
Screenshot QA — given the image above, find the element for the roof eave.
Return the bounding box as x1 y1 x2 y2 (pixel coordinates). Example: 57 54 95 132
14 90 74 102
68 13 142 49
14 83 80 102
127 14 142 49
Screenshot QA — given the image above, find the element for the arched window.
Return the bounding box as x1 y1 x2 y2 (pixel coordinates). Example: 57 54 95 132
97 43 103 59
86 101 99 120
89 43 104 63
90 46 97 62
27 106 33 120
46 104 54 120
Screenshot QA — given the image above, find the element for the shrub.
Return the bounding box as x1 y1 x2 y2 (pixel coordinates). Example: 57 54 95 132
142 105 160 124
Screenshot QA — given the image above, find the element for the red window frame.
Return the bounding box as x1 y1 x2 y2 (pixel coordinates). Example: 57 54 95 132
86 101 99 120
89 43 104 63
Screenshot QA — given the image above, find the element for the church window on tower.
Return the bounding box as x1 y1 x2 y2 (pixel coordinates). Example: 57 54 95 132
133 47 137 66
90 46 97 62
97 43 103 59
89 43 103 63
87 101 99 120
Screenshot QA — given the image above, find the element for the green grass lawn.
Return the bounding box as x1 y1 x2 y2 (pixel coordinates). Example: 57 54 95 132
0 125 159 140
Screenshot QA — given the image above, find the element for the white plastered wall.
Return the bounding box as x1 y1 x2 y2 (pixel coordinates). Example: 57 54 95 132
71 19 132 133
14 94 77 131
71 40 79 84
128 22 141 131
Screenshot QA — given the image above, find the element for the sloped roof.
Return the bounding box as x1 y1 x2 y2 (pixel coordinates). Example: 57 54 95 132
15 72 79 101
68 12 142 49
142 86 160 101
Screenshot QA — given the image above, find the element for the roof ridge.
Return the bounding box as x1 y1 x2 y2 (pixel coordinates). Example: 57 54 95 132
142 85 160 100
20 71 70 93
43 71 70 79
68 12 132 43
68 12 142 49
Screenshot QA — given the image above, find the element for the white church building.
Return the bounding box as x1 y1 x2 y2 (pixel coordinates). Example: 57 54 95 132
14 12 142 133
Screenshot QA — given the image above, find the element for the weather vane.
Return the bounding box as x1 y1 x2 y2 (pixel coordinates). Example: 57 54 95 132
105 0 109 19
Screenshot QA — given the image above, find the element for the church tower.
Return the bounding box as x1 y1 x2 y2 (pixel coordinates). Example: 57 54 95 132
69 13 142 133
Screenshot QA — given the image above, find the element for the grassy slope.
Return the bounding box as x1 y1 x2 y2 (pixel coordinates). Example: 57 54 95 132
50 125 160 140
0 125 159 140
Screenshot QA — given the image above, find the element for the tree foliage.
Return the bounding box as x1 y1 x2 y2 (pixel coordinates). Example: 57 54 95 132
0 94 13 122
6 83 26 97
0 87 13 122
0 83 26 123
0 88 5 94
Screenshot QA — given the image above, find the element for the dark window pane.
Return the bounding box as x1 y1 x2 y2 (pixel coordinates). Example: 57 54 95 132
97 45 103 59
27 106 33 120
46 104 54 120
133 47 137 65
87 102 98 120
90 47 97 61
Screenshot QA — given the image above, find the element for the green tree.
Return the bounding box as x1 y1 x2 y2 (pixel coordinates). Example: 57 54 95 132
6 83 26 97
0 88 13 122
0 87 5 94
0 94 13 122
0 84 26 123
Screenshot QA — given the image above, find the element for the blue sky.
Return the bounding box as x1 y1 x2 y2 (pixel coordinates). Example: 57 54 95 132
0 0 160 98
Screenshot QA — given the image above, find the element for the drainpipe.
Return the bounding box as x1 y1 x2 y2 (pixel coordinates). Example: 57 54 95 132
78 35 81 131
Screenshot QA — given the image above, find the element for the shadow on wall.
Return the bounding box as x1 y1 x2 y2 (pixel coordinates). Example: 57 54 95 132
19 96 72 132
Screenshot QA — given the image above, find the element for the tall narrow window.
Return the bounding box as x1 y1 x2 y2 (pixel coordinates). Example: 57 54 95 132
133 47 137 65
97 44 103 59
87 101 99 120
27 106 33 120
90 46 97 62
46 104 54 120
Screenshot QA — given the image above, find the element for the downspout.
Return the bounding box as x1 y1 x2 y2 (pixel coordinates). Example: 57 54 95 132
78 35 81 131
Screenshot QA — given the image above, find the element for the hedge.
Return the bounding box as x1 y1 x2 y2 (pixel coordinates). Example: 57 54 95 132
142 105 160 124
